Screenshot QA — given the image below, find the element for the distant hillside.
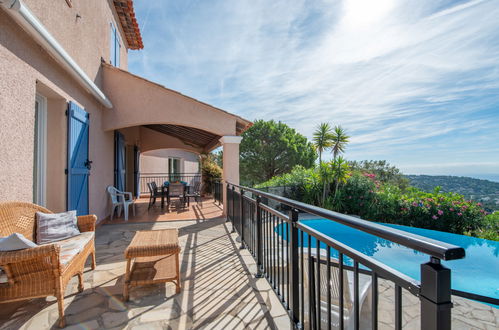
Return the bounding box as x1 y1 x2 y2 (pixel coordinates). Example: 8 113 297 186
406 175 499 211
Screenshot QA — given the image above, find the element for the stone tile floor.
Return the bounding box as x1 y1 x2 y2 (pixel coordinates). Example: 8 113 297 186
0 201 497 329
0 214 291 330
100 197 224 224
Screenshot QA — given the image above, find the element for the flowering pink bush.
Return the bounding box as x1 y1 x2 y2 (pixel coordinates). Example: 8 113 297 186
336 175 485 234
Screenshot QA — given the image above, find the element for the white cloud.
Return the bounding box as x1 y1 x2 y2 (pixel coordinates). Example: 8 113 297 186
129 0 499 175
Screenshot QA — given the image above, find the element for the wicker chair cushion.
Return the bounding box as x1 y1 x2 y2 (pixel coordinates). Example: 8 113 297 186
49 232 94 266
0 233 38 251
36 211 80 244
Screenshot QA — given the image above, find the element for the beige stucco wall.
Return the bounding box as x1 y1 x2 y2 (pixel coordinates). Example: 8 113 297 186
0 7 115 221
23 0 129 76
101 65 239 141
221 138 242 215
141 149 200 174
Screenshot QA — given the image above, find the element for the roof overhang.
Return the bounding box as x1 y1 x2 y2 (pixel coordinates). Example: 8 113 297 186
112 0 143 50
101 64 252 152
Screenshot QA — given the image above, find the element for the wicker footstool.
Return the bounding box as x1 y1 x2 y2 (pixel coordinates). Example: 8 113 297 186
123 229 181 301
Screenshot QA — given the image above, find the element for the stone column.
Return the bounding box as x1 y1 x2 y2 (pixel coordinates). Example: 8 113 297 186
219 136 242 216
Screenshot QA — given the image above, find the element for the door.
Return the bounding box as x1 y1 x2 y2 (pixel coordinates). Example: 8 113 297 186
134 146 140 198
169 157 181 182
34 94 47 206
114 131 126 191
67 101 90 215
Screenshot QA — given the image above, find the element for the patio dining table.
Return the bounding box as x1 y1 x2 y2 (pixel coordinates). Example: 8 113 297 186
160 184 191 208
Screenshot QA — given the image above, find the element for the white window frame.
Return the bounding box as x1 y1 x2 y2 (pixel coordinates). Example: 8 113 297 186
34 94 47 206
110 22 121 67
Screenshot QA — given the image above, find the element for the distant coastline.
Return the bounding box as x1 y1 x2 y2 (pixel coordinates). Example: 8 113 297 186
406 173 499 183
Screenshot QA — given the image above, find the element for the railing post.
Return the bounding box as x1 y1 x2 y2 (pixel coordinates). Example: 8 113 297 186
226 183 230 222
231 186 235 233
239 188 245 249
420 257 453 330
255 196 264 278
218 181 221 205
288 208 300 327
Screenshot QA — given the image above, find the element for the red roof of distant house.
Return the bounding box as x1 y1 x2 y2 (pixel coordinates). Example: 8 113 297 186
112 0 144 50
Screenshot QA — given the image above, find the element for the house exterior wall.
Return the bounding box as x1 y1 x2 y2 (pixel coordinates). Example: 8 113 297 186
140 149 200 174
23 0 128 75
0 0 127 221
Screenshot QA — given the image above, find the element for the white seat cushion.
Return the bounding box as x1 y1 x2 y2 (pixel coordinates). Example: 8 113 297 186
49 232 94 266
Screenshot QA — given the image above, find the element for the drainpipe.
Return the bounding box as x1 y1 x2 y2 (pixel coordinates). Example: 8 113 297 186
0 0 113 109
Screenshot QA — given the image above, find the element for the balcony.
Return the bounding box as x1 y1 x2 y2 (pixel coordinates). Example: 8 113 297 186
0 192 497 329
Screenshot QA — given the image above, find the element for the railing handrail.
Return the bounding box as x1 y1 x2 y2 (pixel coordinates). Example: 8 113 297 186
227 182 465 261
140 172 201 175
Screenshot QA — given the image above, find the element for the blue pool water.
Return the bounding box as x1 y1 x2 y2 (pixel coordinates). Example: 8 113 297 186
277 219 499 307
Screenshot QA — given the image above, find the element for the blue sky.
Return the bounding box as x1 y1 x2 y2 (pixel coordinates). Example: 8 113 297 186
128 0 499 180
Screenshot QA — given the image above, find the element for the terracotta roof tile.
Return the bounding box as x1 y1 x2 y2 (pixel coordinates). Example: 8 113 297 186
113 0 144 50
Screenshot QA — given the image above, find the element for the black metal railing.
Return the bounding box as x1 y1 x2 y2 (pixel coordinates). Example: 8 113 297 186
212 180 222 205
139 172 201 194
226 182 467 330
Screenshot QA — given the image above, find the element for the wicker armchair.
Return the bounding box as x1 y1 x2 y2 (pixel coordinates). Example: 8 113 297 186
0 202 97 327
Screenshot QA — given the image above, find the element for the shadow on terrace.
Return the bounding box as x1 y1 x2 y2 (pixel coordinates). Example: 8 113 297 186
0 199 291 329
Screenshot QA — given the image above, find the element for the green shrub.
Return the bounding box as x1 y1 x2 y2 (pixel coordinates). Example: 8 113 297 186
333 173 377 217
472 212 499 241
201 155 222 195
257 167 490 238
255 165 322 205
395 187 484 234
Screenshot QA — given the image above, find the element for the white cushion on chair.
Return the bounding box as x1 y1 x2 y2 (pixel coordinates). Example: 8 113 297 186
36 210 81 244
51 232 94 266
0 232 38 251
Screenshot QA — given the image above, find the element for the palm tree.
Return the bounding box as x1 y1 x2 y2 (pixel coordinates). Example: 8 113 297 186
330 126 350 204
313 123 334 206
331 125 350 161
313 123 334 165
331 156 350 200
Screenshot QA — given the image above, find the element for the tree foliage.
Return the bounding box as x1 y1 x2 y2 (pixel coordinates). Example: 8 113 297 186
349 160 409 190
313 123 334 165
331 125 350 160
200 153 222 194
240 120 316 185
256 164 493 240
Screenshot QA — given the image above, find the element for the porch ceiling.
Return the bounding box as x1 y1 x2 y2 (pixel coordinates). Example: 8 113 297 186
144 124 219 149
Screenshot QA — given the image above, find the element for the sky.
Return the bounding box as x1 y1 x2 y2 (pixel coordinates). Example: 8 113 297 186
128 0 499 181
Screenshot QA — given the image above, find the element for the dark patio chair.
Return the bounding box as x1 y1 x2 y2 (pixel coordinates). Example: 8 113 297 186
168 183 186 208
185 181 202 206
147 182 166 209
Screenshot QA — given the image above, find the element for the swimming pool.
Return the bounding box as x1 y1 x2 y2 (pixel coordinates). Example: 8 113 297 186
278 219 499 307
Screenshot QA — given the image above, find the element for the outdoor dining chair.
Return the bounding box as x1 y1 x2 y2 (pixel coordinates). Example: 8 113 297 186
168 183 186 208
265 245 372 329
147 182 167 209
107 186 136 221
302 250 372 329
185 181 202 206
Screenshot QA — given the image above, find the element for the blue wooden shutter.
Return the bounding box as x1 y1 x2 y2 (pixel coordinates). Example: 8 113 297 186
114 131 126 191
134 146 140 198
67 102 90 215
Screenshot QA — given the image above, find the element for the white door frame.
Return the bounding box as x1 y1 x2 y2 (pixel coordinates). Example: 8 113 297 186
34 94 47 206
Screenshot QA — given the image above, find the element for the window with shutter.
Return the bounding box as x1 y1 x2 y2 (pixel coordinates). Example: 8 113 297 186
110 23 121 67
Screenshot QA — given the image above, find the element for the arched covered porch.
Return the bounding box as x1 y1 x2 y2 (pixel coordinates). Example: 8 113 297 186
101 64 251 215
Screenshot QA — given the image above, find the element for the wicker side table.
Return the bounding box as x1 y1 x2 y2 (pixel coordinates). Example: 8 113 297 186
123 229 181 301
